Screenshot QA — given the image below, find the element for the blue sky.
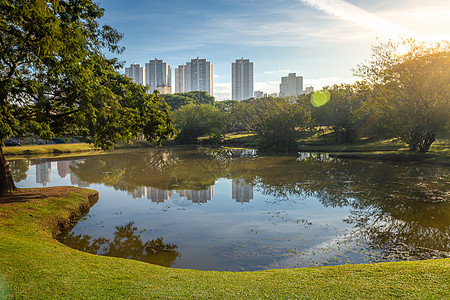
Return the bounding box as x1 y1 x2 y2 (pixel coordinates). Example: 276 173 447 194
97 0 450 100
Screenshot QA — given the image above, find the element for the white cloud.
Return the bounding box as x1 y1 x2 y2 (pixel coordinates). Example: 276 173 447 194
298 0 417 40
264 70 292 74
255 81 281 94
214 82 231 101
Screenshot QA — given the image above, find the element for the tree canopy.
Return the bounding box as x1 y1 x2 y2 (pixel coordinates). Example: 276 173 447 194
311 84 366 143
355 39 450 152
243 98 312 149
163 91 215 111
172 103 228 143
0 0 176 194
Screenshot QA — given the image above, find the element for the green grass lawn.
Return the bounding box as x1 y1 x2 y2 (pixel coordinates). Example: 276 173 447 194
3 143 99 156
0 187 449 299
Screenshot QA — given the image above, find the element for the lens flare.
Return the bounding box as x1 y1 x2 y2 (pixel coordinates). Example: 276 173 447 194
310 90 331 107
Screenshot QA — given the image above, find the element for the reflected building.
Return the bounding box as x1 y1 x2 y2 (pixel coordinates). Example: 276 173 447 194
227 149 257 158
57 160 71 178
232 179 254 203
36 162 52 186
177 186 214 204
147 187 173 204
70 172 90 187
128 186 147 199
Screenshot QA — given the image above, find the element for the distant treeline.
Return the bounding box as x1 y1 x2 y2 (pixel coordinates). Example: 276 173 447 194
164 40 450 152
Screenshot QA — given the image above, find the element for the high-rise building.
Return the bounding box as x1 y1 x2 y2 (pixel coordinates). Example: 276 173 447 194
125 63 145 86
304 86 314 94
280 73 303 97
179 57 213 95
232 58 254 101
174 65 186 93
254 90 264 99
145 58 171 94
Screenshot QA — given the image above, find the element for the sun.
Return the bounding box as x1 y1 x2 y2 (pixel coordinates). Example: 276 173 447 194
393 43 410 57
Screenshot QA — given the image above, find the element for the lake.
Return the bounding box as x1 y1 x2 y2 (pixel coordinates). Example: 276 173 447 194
8 147 450 271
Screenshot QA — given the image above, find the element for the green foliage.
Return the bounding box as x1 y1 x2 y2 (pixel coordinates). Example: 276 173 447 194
355 39 450 152
1 170 449 299
215 100 249 132
311 84 366 143
163 91 215 110
172 104 228 143
242 98 311 149
0 0 176 193
0 0 176 147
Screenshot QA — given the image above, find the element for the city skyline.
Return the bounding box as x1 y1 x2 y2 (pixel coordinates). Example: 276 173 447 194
97 0 449 100
125 58 310 99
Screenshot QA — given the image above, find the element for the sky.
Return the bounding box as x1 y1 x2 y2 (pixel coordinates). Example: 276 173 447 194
97 0 450 100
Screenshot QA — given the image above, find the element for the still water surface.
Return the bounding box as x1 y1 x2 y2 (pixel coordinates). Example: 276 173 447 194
9 148 450 271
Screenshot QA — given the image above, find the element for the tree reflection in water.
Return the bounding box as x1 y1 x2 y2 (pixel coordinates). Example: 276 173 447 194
9 148 450 266
67 149 449 259
61 222 180 267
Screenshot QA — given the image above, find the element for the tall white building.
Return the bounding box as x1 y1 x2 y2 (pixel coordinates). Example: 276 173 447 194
181 57 213 96
125 63 145 86
174 65 186 93
232 58 254 101
280 73 303 97
145 58 171 94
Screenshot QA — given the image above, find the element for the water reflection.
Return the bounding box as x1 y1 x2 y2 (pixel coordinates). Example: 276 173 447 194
36 162 51 186
57 160 70 178
232 179 254 203
60 222 180 267
8 148 450 270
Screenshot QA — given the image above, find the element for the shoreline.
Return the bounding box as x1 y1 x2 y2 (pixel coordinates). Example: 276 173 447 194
4 141 449 165
0 187 449 298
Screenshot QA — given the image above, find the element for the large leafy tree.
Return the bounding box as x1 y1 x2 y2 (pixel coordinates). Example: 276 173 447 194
172 103 228 143
311 84 367 143
242 98 311 149
0 0 176 194
355 39 450 152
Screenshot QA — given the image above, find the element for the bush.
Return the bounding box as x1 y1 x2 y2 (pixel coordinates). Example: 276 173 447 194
242 98 311 149
172 104 228 143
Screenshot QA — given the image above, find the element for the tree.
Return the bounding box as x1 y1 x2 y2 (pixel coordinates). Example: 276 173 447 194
172 103 228 143
163 91 215 111
311 84 365 143
242 98 311 149
215 100 249 132
0 0 176 195
355 39 450 152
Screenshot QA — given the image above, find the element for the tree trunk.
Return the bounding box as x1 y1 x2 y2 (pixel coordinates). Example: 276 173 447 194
418 133 436 153
0 146 16 195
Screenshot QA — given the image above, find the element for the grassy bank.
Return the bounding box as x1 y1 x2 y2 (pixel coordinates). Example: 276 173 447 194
223 133 450 164
3 143 99 156
4 134 449 165
0 188 449 299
